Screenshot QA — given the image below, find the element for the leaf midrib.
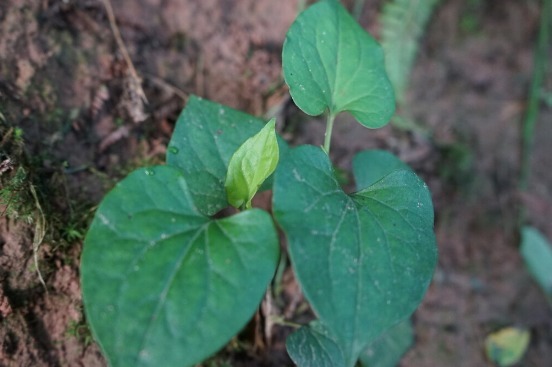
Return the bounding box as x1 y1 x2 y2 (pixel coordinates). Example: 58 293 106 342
132 222 209 366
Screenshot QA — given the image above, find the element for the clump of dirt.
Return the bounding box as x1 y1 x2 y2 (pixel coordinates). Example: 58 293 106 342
0 218 105 366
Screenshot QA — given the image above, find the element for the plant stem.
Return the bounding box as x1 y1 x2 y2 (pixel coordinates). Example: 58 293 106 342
518 0 551 228
324 113 336 154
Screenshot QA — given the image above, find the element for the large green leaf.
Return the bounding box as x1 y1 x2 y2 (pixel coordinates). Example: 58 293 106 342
81 165 279 367
167 95 285 216
282 0 395 128
225 119 279 210
286 321 346 367
359 319 414 367
273 146 436 366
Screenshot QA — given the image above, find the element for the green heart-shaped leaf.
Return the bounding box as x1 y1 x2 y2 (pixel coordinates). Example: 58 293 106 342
81 165 279 367
167 95 286 216
282 0 395 127
359 319 413 367
286 321 346 367
273 146 436 366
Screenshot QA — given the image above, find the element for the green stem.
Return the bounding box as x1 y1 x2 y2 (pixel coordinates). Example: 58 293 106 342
324 113 336 154
518 0 551 228
272 251 288 297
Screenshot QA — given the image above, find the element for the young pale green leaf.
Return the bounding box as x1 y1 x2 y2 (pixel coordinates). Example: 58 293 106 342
273 146 436 367
352 150 410 190
282 0 395 128
359 319 414 367
225 119 279 209
81 165 279 367
520 226 552 297
286 321 346 367
167 95 286 216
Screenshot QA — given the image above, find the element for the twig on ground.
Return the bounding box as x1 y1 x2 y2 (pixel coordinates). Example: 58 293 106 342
144 73 188 101
101 0 148 104
30 184 47 292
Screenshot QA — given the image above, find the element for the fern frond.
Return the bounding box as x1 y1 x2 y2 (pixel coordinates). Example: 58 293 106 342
381 0 440 103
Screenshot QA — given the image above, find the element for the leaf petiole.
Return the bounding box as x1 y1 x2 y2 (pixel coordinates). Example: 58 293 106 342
269 316 302 329
324 113 336 154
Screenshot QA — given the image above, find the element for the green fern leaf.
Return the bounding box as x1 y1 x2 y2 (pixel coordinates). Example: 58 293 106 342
381 0 440 103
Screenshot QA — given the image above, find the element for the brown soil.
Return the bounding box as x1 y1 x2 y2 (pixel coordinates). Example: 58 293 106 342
1 0 551 366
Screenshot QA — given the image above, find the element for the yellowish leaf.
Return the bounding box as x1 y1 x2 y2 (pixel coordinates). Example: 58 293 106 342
485 327 530 367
